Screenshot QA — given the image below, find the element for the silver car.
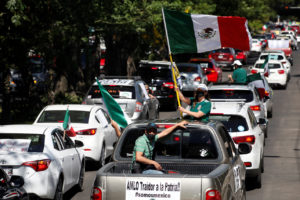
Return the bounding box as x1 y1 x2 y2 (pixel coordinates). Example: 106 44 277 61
83 76 159 121
177 63 208 97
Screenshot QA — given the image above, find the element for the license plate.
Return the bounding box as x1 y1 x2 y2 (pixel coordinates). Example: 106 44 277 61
3 167 13 177
218 55 223 58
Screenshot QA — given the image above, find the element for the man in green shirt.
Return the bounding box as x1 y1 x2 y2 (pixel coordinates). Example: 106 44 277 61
228 60 247 83
132 121 188 174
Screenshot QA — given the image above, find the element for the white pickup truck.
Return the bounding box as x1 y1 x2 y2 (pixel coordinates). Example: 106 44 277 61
90 120 251 200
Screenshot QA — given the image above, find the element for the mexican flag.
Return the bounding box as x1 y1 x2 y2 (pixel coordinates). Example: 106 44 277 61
96 78 128 128
162 8 252 54
63 107 70 131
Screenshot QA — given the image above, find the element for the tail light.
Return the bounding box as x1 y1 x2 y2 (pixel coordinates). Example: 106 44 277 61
250 105 261 111
76 128 97 135
265 90 269 96
233 135 255 144
282 61 286 65
82 101 86 104
278 69 285 74
91 187 102 200
208 54 212 59
194 76 201 82
22 159 51 171
151 67 158 70
229 55 234 61
135 102 142 112
162 82 174 89
157 124 174 129
206 189 221 200
210 70 216 73
244 162 252 167
251 69 258 74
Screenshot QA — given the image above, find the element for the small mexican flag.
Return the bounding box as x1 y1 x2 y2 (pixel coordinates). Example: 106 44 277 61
62 107 70 131
262 55 270 77
162 8 252 54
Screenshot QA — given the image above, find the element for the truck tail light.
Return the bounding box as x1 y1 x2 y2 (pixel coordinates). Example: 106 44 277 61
244 162 252 167
206 189 221 200
75 128 97 135
194 76 201 82
278 69 285 74
250 105 261 111
233 135 255 144
251 69 258 74
208 54 212 59
91 187 102 200
162 82 174 89
135 102 142 112
229 55 234 61
22 159 51 172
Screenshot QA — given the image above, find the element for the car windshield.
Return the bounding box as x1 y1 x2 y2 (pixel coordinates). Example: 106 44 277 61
209 89 254 102
211 48 230 53
190 61 213 69
38 110 90 123
0 134 45 153
177 65 198 73
88 85 136 99
260 55 284 61
255 63 281 69
137 65 171 82
120 127 218 160
209 115 249 132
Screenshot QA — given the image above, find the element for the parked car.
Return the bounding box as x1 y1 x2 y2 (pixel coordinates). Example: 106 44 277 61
83 75 159 120
0 125 85 199
176 63 208 97
189 58 222 83
208 83 268 136
208 48 236 70
137 60 177 110
210 102 265 188
33 104 120 168
251 59 288 89
91 120 250 200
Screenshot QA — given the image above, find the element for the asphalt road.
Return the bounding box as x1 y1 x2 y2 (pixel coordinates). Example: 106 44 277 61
69 51 300 200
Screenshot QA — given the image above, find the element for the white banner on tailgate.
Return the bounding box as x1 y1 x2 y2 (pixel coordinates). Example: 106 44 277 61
268 40 289 49
126 178 181 200
0 139 31 153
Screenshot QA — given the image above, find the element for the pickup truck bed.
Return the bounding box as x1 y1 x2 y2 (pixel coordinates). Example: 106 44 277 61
103 162 219 175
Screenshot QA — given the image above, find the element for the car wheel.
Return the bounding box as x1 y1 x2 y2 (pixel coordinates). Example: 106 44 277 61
54 177 63 200
261 157 264 173
254 169 262 189
267 108 273 118
76 161 85 192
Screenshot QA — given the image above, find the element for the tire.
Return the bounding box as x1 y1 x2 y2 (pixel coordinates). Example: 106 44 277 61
76 161 85 192
267 109 272 118
261 157 265 173
254 169 262 189
53 177 63 200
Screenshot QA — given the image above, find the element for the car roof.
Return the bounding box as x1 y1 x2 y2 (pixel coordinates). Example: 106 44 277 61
139 60 172 66
42 104 100 111
210 102 249 115
208 83 254 90
0 124 54 134
261 50 285 54
92 78 137 86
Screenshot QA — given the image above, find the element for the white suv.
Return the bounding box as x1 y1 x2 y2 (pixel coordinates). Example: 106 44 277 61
209 102 265 188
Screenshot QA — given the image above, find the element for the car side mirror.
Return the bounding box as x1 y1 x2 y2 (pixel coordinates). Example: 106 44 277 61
238 143 252 154
75 140 84 148
258 118 267 125
9 176 24 188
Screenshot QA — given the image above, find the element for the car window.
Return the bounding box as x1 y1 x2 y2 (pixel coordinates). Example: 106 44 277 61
212 48 231 53
55 130 74 149
51 131 64 150
137 65 171 82
88 85 136 99
209 89 254 102
248 109 258 128
101 108 111 124
255 63 281 69
209 115 249 132
218 127 236 159
0 133 45 153
38 110 90 124
177 65 198 72
95 109 108 126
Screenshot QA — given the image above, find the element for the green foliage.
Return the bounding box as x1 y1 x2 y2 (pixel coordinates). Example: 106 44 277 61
53 92 83 104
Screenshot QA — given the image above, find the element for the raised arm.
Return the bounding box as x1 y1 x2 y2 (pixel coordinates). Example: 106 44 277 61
157 120 188 139
175 87 191 105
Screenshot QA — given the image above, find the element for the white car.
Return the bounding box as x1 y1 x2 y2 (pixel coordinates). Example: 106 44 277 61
251 39 263 52
33 104 119 167
257 50 291 79
0 125 85 199
251 60 288 89
278 33 298 50
209 102 265 188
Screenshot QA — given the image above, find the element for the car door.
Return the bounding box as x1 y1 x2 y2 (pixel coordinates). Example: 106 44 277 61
248 109 264 147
